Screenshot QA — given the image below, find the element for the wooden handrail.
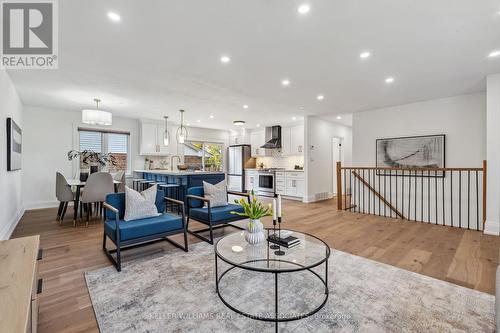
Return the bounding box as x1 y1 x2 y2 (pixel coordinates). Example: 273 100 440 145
351 170 406 220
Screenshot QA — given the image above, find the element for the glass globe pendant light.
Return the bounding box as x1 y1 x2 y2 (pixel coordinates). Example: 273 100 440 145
176 109 188 144
163 116 170 146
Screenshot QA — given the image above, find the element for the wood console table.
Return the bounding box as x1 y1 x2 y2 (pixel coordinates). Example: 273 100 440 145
0 235 42 333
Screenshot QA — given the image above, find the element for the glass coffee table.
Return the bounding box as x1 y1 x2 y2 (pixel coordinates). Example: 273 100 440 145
214 229 330 333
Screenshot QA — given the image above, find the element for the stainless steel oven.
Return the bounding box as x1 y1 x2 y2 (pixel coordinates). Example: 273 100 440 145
257 171 275 197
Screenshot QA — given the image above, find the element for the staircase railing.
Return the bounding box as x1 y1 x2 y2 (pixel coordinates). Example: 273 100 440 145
336 161 487 231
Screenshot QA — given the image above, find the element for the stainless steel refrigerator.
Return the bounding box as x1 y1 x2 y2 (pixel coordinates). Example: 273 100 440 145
227 145 252 192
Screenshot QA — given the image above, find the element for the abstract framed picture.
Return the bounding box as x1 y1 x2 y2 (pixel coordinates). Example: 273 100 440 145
376 134 445 177
6 117 22 171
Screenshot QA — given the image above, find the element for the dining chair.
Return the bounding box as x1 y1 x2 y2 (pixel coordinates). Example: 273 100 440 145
80 172 114 227
114 170 126 192
55 172 75 224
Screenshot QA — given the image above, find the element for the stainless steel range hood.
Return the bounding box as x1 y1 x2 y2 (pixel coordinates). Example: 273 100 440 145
260 126 281 149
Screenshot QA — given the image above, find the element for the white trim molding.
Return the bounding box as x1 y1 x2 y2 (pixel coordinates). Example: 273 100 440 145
0 207 25 240
484 220 500 236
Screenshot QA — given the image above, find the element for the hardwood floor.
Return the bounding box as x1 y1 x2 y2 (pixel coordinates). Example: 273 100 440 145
12 198 500 333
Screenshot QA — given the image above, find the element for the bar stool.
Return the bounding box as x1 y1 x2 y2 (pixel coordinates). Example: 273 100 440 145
159 178 181 213
132 178 145 191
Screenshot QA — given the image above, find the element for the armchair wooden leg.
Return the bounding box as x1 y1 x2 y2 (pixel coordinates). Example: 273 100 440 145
61 202 68 221
102 233 106 249
56 202 64 221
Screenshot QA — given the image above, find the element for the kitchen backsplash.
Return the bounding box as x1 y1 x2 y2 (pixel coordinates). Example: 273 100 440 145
144 156 175 170
255 151 304 170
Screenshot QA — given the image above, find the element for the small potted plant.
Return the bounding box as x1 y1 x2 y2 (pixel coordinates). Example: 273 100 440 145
67 150 117 174
231 191 273 245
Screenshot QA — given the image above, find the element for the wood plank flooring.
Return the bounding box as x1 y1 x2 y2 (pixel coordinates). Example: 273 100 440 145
11 198 500 333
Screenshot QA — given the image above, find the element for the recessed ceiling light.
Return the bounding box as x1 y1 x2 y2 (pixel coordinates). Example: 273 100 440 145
317 94 324 101
359 51 371 59
220 55 231 63
281 79 290 86
186 123 191 126
297 4 310 14
292 116 297 120
488 50 500 58
336 116 342 120
107 12 121 22
256 124 260 127
209 115 214 119
197 119 201 123
243 105 249 109
233 120 245 126
385 77 395 84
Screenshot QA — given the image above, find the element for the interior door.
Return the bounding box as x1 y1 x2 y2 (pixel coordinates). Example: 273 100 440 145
332 138 342 196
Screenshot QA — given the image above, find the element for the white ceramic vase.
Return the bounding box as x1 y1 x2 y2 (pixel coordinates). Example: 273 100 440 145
245 219 265 245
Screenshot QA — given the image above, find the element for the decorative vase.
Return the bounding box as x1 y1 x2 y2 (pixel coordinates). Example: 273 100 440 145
245 219 265 245
90 164 99 174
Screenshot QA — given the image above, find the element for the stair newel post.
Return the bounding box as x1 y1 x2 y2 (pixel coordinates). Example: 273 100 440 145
337 161 343 210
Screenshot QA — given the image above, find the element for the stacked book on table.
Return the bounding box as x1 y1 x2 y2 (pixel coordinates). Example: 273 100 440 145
268 231 300 248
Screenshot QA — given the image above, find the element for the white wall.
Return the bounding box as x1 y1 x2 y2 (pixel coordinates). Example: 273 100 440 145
304 116 352 202
22 107 230 209
352 93 486 167
485 74 500 235
0 70 24 239
22 106 145 209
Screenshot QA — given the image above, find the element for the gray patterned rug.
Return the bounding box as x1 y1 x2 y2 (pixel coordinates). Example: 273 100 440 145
85 241 495 332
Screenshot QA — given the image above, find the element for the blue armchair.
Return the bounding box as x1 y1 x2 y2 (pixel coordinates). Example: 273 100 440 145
186 187 250 244
103 190 188 271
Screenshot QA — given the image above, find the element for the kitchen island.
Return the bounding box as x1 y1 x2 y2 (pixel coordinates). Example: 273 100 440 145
133 170 226 203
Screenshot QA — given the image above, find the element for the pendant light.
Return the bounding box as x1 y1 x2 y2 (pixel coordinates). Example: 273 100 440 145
163 116 170 146
176 109 188 144
82 98 112 126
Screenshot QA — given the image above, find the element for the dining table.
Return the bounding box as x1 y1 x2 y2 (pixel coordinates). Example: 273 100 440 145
67 179 122 222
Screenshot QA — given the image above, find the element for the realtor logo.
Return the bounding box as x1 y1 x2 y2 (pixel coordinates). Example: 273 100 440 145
1 0 58 69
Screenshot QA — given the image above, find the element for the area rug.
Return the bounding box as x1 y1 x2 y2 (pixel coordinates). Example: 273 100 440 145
85 241 495 332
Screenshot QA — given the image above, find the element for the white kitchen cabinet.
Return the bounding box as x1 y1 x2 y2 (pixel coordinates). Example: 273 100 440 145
290 125 304 155
275 171 286 195
139 120 173 156
281 171 304 198
279 125 303 156
280 127 291 156
250 130 269 157
229 132 250 145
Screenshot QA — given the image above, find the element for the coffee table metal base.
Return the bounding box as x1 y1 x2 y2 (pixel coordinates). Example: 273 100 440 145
215 256 329 333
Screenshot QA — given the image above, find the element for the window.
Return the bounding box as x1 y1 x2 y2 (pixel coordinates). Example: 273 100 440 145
183 141 223 171
78 129 130 173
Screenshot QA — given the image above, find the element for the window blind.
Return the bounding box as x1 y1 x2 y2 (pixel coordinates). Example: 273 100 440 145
108 133 128 153
79 131 102 152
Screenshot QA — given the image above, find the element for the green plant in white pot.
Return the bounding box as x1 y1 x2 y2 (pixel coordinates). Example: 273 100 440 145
231 191 273 245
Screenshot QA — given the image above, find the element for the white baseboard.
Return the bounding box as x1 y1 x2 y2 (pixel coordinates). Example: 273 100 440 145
484 220 500 236
0 207 26 240
24 200 65 210
303 192 334 203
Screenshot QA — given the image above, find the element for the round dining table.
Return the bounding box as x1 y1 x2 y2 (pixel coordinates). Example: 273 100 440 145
66 179 122 222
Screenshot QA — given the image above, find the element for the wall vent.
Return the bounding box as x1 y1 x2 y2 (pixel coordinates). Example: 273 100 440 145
314 192 331 201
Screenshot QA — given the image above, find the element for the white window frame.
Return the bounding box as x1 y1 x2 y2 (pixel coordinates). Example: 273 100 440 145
78 130 132 175
184 140 224 172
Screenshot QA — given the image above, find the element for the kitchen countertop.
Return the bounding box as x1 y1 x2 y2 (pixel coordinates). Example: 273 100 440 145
245 169 304 172
134 170 225 175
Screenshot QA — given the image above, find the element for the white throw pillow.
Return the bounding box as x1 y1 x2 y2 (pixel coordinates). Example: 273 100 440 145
203 180 228 208
124 185 160 221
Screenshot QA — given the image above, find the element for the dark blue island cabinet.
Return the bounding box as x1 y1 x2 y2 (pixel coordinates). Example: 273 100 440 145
133 170 226 204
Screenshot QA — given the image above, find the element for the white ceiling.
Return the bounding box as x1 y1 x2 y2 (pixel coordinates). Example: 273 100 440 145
8 0 500 130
